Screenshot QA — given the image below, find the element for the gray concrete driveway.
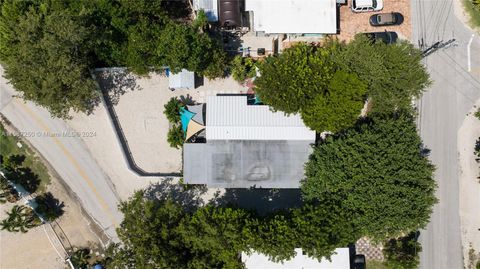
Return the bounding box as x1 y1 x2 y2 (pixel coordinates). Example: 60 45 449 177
0 66 122 243
411 0 480 268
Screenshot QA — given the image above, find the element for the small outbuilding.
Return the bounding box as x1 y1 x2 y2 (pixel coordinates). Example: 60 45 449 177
168 69 195 90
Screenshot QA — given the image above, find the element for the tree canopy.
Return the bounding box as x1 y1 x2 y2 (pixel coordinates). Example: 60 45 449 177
254 36 430 132
254 43 338 114
0 0 227 118
109 190 359 268
109 191 250 269
301 115 437 240
0 1 99 117
300 70 367 132
333 35 431 113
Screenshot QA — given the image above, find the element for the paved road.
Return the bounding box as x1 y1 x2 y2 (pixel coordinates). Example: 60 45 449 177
411 0 480 268
0 66 122 243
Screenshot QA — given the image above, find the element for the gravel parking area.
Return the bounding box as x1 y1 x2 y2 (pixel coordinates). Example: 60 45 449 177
337 0 412 42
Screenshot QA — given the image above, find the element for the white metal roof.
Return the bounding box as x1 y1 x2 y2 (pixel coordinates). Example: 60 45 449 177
206 95 315 141
245 0 337 34
169 69 195 90
242 248 351 269
193 0 218 22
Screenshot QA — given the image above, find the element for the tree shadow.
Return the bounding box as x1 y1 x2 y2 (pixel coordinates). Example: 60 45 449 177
210 188 303 216
12 167 40 194
35 192 65 221
144 179 208 212
179 94 196 105
95 69 141 106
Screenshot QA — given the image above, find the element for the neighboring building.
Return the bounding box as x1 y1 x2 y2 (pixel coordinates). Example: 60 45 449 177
183 95 315 188
193 0 218 22
242 248 351 269
245 0 338 34
168 69 195 90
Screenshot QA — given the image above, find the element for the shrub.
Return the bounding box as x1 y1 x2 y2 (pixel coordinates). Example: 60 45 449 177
383 232 422 269
231 56 256 83
167 124 184 149
164 97 182 123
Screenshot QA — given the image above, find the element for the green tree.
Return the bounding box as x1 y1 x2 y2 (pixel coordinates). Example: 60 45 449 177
163 97 182 123
301 70 367 132
110 191 248 268
0 205 40 233
254 42 338 114
70 248 92 269
167 124 184 149
0 1 99 118
231 56 256 83
333 35 431 113
302 115 437 240
156 20 226 77
383 232 422 269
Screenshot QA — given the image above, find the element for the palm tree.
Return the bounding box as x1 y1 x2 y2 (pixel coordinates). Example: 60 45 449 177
0 177 19 204
0 205 39 233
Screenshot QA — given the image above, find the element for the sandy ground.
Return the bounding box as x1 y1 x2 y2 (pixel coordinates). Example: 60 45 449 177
337 0 412 42
1 159 101 269
67 72 247 200
458 100 480 267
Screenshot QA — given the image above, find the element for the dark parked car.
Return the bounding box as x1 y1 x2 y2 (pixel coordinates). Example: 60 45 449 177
364 31 398 44
353 254 366 269
369 12 404 26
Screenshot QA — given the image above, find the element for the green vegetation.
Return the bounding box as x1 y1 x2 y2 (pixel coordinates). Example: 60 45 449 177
70 248 91 269
0 0 227 118
475 107 480 120
163 97 185 149
255 42 338 114
333 35 430 114
0 124 50 190
463 0 480 28
0 176 19 204
383 232 421 269
368 260 390 269
254 36 430 132
167 124 184 149
0 205 41 233
164 97 182 123
109 190 361 267
300 70 367 132
301 114 437 240
231 56 257 83
109 191 251 268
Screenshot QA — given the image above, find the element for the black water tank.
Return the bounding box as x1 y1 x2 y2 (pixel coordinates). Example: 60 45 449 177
219 0 242 28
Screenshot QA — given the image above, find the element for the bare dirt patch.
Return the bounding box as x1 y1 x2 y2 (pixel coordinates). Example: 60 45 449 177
458 100 480 268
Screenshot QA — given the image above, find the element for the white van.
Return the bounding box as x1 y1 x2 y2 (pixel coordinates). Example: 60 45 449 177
351 0 384 12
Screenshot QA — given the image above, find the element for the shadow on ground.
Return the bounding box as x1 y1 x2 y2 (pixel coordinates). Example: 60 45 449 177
211 188 304 215
95 69 141 106
144 179 208 212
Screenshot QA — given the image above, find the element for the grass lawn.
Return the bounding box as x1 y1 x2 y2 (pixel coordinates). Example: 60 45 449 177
0 123 51 192
463 0 480 29
368 260 390 269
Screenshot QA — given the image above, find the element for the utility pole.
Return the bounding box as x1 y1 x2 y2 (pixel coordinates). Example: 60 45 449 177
421 39 456 58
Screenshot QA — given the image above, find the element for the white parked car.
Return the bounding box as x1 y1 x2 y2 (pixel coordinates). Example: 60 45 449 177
351 0 383 12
